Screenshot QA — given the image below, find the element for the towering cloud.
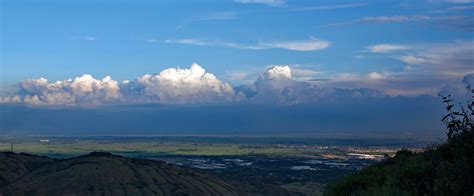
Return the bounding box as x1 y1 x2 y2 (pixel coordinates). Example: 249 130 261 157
250 65 318 104
236 65 386 105
258 65 292 80
123 63 238 103
6 75 121 105
1 63 469 106
0 64 241 105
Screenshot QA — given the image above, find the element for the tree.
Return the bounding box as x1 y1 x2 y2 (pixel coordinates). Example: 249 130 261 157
440 87 473 140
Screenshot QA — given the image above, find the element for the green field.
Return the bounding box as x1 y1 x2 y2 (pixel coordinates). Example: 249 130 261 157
0 139 340 158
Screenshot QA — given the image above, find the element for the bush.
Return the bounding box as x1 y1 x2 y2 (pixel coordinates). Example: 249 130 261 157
325 89 474 196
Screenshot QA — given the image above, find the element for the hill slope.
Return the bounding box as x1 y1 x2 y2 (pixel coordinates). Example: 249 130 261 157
0 152 241 196
0 152 54 187
325 127 474 196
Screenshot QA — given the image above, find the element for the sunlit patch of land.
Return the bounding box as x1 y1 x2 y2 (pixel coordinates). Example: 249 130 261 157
0 136 431 158
0 135 439 195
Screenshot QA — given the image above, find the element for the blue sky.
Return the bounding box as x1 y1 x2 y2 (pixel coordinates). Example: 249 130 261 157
2 0 472 87
0 0 473 135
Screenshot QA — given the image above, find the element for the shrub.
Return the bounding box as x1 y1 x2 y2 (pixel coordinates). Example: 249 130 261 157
325 87 474 196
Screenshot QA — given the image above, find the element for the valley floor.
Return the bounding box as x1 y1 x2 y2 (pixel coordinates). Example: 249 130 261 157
0 135 436 195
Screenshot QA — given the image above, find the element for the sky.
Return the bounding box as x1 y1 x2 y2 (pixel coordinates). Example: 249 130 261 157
0 0 473 135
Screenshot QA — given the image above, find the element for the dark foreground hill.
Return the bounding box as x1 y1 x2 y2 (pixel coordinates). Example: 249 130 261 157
325 95 474 196
325 131 474 196
0 151 241 196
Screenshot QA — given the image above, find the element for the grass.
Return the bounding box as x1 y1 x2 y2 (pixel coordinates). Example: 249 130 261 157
325 127 474 196
0 139 333 157
325 92 474 196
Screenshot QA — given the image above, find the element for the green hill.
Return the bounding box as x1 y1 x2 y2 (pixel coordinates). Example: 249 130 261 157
325 94 474 196
0 152 241 196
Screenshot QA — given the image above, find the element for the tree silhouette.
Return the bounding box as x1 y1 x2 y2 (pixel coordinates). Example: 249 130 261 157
326 86 474 195
440 87 473 141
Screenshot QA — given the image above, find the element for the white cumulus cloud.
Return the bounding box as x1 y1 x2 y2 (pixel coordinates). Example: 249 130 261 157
11 74 121 105
2 64 240 106
0 95 21 104
235 65 386 104
259 65 292 80
126 63 238 103
3 60 470 106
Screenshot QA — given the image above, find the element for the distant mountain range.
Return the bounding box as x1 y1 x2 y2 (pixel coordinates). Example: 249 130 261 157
0 151 242 196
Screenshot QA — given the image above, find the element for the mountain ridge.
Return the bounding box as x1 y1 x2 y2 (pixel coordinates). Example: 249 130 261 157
0 151 242 196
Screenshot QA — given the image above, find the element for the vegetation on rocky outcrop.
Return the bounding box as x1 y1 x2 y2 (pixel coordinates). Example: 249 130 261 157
325 89 474 195
0 152 241 196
